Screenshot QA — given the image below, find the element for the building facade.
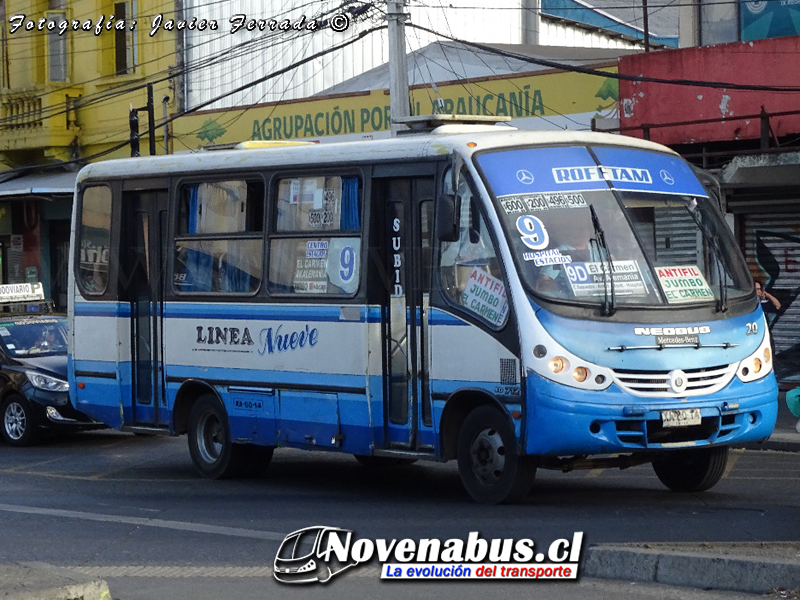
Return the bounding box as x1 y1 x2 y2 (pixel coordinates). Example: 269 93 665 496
616 35 800 384
0 0 176 308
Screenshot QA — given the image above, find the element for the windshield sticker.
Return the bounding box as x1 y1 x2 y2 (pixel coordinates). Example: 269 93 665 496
0 329 9 336
552 166 651 185
478 146 708 197
500 193 587 214
566 260 647 297
463 268 508 327
656 266 715 303
515 215 549 250
294 242 329 294
523 248 572 265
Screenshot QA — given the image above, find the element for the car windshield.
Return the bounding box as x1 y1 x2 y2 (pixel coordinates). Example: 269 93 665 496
0 316 68 358
476 145 753 309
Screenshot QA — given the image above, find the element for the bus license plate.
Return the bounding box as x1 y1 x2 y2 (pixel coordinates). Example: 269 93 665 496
661 408 702 428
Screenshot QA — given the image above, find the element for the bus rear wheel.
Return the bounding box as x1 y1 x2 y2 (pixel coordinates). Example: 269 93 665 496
457 405 536 504
652 445 729 492
188 395 266 479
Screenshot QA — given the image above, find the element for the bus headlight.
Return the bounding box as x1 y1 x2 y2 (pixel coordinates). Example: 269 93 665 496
572 366 589 383
549 356 568 374
737 323 773 383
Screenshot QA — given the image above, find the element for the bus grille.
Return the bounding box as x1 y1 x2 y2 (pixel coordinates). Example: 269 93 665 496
611 364 737 397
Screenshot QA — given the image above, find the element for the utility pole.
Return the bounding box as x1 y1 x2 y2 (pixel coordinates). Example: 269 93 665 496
642 0 650 52
128 83 157 157
387 0 410 136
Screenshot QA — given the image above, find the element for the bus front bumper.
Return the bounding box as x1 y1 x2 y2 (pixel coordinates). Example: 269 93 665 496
523 371 778 457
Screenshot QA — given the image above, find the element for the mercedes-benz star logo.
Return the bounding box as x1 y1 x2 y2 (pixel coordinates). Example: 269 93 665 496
668 369 688 394
660 170 675 185
516 169 535 185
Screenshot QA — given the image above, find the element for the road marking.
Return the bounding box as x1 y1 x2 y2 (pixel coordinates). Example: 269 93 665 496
0 503 286 540
62 565 384 578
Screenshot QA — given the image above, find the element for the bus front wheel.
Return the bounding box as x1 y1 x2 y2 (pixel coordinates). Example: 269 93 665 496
652 445 729 492
188 395 259 479
457 406 536 504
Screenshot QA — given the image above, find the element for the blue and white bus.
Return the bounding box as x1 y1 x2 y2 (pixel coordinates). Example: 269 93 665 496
68 123 777 503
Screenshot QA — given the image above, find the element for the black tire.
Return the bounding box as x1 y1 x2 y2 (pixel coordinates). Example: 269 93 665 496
188 395 255 479
354 455 417 468
652 445 729 492
457 405 536 504
242 445 275 477
1 394 39 447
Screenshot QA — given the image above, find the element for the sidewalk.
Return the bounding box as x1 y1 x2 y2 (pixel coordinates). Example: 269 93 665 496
0 563 109 600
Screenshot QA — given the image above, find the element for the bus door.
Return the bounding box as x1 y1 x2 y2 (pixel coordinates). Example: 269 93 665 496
120 188 169 428
375 174 436 450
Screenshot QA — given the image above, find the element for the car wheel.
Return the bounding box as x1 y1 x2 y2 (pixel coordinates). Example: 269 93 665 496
187 395 252 479
457 405 536 504
1 394 39 447
652 445 729 492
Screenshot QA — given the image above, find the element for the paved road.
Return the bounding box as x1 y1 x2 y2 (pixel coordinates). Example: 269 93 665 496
1 430 798 599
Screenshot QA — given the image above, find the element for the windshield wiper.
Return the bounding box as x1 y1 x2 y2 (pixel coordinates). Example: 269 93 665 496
589 204 616 317
683 199 728 313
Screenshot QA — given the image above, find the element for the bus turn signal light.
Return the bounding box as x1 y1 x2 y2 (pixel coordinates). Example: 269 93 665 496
549 356 568 374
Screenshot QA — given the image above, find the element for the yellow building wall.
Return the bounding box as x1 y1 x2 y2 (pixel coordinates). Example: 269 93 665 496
0 0 177 168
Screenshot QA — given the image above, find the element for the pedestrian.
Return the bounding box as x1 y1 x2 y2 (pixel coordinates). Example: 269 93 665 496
755 279 780 325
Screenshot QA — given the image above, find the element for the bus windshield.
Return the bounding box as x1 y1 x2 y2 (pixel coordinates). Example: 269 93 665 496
476 145 753 308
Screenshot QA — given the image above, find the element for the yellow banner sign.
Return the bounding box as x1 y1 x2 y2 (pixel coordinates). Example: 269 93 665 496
173 67 618 147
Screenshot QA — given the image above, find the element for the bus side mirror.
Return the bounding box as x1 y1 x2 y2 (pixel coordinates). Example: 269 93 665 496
436 194 460 242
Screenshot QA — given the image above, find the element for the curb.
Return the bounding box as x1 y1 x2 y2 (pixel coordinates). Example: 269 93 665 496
0 563 110 600
736 431 800 453
583 544 800 594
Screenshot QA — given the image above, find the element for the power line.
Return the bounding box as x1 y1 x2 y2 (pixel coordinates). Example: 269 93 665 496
1 23 388 175
0 8 365 129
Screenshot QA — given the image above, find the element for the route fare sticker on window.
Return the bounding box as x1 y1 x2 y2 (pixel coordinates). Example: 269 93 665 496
499 192 587 214
565 261 646 297
656 266 714 304
462 268 508 326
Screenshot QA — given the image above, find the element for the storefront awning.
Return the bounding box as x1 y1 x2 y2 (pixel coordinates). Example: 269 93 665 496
0 171 78 198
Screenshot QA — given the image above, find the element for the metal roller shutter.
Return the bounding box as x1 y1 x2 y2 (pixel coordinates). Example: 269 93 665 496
742 213 800 382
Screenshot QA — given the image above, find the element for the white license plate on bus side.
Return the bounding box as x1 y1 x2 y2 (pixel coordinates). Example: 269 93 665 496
661 408 702 428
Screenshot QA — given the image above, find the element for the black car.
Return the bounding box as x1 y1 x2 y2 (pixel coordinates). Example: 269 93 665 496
0 312 103 446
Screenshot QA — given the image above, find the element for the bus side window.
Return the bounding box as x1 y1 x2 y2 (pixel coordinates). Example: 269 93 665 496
438 187 509 328
268 175 361 296
77 186 112 297
173 180 264 295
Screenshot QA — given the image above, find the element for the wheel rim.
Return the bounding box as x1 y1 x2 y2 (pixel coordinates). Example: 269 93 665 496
4 401 26 441
469 427 506 485
195 412 223 464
